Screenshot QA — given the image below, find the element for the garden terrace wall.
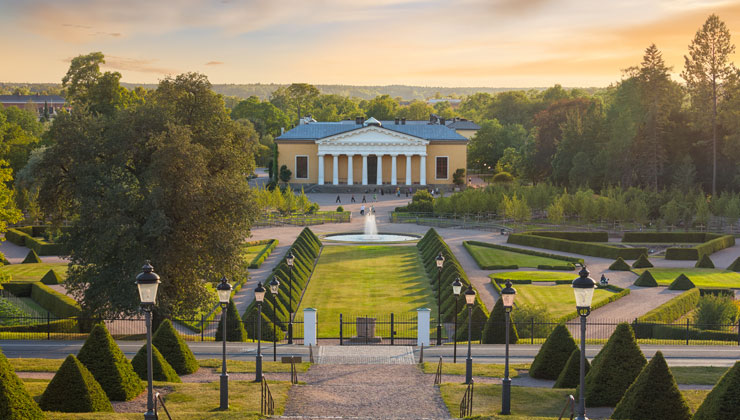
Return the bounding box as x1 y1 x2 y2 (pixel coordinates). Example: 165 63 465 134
464 240 582 270
248 239 278 269
622 232 735 260
507 232 646 259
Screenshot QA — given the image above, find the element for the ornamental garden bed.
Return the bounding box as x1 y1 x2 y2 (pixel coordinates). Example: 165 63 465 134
464 241 579 270
490 271 579 283
507 231 647 259
621 232 735 260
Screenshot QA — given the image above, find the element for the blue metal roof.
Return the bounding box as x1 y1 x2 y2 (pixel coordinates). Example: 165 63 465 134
0 95 66 104
277 120 467 141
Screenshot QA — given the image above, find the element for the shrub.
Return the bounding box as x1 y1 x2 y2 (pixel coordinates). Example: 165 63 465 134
507 232 646 259
243 305 285 342
76 324 144 401
609 257 631 271
0 350 45 419
693 361 740 420
40 269 63 285
456 304 490 342
632 254 653 268
481 298 517 344
695 254 715 268
152 319 199 375
492 171 514 183
30 282 81 317
636 289 700 324
668 274 695 290
583 323 647 407
634 271 658 287
248 239 278 269
22 249 41 264
553 348 590 389
728 256 740 272
611 351 691 420
529 324 577 380
336 206 344 212
131 344 181 383
39 354 113 412
511 303 556 339
694 295 738 329
4 228 29 246
215 299 246 342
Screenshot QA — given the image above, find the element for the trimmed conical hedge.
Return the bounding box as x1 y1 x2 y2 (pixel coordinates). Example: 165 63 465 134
39 354 113 413
215 299 246 342
728 256 740 272
695 254 715 268
481 298 517 344
583 323 647 407
77 323 144 401
634 270 658 287
632 254 653 269
553 348 590 388
131 344 181 383
22 249 41 264
455 304 490 342
609 257 631 271
529 324 577 380
611 351 691 420
668 274 695 290
40 269 62 285
694 360 740 419
152 319 198 375
244 305 285 342
0 350 45 419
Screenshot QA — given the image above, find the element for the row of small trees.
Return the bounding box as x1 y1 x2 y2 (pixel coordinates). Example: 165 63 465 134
254 185 319 215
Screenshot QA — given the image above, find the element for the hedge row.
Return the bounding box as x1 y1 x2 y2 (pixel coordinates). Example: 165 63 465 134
525 231 608 242
464 240 581 270
622 232 710 243
0 281 81 318
637 289 700 323
5 226 68 255
248 239 278 269
634 323 738 342
668 235 733 260
507 232 646 260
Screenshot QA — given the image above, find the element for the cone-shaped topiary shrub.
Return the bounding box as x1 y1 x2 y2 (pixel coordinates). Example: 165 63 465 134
609 257 631 271
152 319 198 375
131 344 181 383
22 249 41 264
634 270 658 287
529 324 577 380
244 304 286 342
632 254 653 269
668 274 695 291
39 354 113 412
693 360 740 419
583 323 647 407
76 323 144 401
480 298 514 344
611 351 691 420
728 256 740 272
553 348 590 388
215 299 246 342
695 254 715 268
0 350 45 419
455 304 490 342
40 269 63 285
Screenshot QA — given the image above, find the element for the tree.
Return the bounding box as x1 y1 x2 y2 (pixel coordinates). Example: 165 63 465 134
399 100 434 120
452 168 465 186
682 14 736 196
62 52 132 116
230 96 290 137
279 164 292 184
271 83 320 124
362 95 399 120
467 119 528 170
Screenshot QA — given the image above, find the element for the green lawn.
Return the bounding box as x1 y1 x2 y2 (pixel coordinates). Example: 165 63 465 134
490 271 578 283
242 244 267 263
422 362 529 378
633 268 740 288
512 283 621 319
671 366 728 385
466 244 572 269
0 262 68 282
296 245 434 337
8 358 310 373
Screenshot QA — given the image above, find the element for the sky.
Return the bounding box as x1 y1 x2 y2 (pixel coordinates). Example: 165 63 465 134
1 0 740 87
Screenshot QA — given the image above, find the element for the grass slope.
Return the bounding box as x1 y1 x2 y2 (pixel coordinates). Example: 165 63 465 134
466 244 571 269
0 263 68 282
490 271 577 282
633 268 740 288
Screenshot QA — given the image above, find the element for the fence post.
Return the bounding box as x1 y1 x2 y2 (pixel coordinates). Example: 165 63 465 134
530 318 534 345
201 315 205 342
339 313 343 346
737 319 739 346
686 319 690 346
391 313 395 346
417 308 431 347
47 312 50 340
304 308 317 346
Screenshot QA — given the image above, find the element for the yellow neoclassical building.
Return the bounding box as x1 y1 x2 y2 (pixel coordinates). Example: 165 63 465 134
275 116 475 187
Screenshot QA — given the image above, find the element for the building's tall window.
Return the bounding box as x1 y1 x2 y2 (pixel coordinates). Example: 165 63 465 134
296 156 308 179
435 156 448 179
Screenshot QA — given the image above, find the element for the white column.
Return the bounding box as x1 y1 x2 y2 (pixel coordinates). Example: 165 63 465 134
318 154 325 185
332 155 339 185
406 155 412 185
304 308 317 346
417 308 430 346
420 155 427 186
362 154 368 185
347 154 354 185
391 155 397 186
376 154 383 185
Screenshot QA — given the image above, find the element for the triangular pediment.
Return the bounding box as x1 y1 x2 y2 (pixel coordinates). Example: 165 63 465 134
316 125 428 145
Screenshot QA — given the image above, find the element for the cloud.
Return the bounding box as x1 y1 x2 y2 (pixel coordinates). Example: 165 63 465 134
205 61 224 66
102 56 177 75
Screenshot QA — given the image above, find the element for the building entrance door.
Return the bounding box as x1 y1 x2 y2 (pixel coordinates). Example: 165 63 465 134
367 156 378 185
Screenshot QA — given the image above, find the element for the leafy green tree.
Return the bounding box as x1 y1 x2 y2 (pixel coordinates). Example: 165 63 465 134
270 83 321 124
231 96 290 137
312 94 362 122
486 91 535 127
399 100 434 120
279 164 292 184
62 52 132 116
467 119 528 170
362 94 399 120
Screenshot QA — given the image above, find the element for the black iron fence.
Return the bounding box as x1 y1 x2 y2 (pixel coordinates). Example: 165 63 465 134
338 313 417 345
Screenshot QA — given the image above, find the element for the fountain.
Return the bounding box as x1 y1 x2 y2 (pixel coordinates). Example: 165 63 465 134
323 212 419 243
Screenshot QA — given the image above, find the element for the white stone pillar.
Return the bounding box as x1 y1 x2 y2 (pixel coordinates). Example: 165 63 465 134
417 308 430 346
332 155 339 185
304 308 317 346
362 154 368 185
318 154 325 185
420 155 427 186
347 154 354 185
406 155 412 185
391 155 397 186
376 154 383 185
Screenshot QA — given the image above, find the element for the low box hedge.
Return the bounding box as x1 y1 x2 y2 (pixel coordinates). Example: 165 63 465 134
5 226 68 255
4 229 30 246
30 282 81 318
0 318 77 333
622 232 709 243
634 323 737 342
248 239 278 269
464 240 583 264
528 231 608 242
637 289 700 323
507 232 646 259
667 234 734 260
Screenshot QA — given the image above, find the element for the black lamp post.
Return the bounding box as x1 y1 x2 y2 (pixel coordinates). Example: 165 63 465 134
254 282 266 382
436 252 445 345
136 262 161 420
216 276 232 410
500 280 517 415
286 252 294 344
451 277 462 363
464 285 476 384
572 266 596 420
269 276 280 362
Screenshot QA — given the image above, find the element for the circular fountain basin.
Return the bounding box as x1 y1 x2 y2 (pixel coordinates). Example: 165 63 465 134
323 232 420 243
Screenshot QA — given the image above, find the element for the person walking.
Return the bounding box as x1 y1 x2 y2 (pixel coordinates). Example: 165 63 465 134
362 195 367 203
373 193 377 202
360 204 365 216
336 195 341 203
351 195 356 203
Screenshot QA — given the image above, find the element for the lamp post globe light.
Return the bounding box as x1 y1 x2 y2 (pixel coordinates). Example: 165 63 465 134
435 252 445 345
286 252 295 344
254 282 266 382
216 276 232 410
451 277 462 363
572 266 596 420
464 285 476 385
135 262 160 420
269 277 280 362
500 280 516 416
